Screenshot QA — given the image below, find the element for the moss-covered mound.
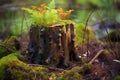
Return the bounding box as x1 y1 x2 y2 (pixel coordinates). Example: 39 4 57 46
0 53 50 80
5 60 49 80
0 36 19 58
0 53 23 79
103 29 120 42
3 36 19 51
0 52 92 80
59 64 91 80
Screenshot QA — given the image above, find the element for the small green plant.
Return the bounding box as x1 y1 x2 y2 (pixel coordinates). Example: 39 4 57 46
22 0 73 26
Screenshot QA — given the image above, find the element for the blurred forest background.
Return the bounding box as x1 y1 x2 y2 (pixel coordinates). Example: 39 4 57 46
0 0 120 40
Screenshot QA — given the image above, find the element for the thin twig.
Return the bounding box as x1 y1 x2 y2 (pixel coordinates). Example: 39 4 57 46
88 49 104 64
82 9 95 55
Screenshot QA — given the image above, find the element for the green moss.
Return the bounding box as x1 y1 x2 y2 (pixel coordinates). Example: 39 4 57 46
60 64 91 80
103 29 120 42
3 36 19 51
6 60 49 80
114 76 120 80
62 70 83 80
0 47 7 58
49 73 57 80
0 36 19 58
76 23 96 45
102 50 109 55
0 53 50 80
71 64 91 74
0 53 21 80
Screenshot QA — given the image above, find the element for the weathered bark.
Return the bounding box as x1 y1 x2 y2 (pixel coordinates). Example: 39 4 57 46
27 23 79 68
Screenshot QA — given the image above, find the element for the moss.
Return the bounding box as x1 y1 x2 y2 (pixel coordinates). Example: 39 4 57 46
0 53 21 80
5 60 49 80
60 64 91 80
114 76 120 80
0 47 7 58
76 23 96 45
49 73 57 80
103 29 120 42
0 53 50 80
60 69 83 80
3 36 19 51
0 36 19 58
102 50 109 55
71 64 91 74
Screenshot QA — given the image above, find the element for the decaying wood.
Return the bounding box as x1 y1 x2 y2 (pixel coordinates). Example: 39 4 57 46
28 23 79 68
88 49 104 64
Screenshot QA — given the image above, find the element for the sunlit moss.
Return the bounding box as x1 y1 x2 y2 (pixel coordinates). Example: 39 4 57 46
76 23 96 45
59 64 91 80
3 36 18 51
0 53 22 80
62 70 83 80
0 53 50 80
6 60 49 80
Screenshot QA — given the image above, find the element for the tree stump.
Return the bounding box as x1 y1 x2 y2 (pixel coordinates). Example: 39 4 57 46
27 23 79 68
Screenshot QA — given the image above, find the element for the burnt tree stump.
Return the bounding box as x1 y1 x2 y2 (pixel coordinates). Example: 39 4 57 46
28 23 79 68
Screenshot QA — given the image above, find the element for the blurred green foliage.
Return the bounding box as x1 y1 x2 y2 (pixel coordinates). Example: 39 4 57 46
0 0 120 39
11 16 32 35
77 0 113 8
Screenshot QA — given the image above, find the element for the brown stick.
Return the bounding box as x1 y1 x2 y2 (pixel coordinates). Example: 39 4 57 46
88 49 104 64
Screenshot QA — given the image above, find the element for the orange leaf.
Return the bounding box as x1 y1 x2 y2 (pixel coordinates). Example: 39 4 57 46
31 6 37 9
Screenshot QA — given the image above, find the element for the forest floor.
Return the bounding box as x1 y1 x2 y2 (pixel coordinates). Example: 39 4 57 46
16 34 120 80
